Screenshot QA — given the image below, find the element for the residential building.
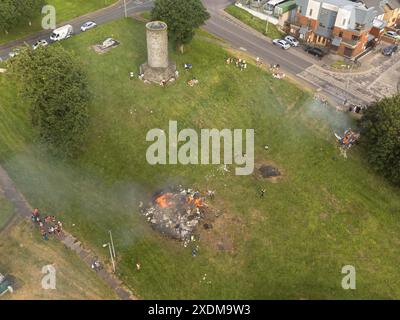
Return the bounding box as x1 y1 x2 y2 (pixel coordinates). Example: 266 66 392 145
291 0 377 58
361 0 400 27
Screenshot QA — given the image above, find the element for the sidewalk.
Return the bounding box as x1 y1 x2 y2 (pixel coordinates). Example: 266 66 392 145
0 164 137 300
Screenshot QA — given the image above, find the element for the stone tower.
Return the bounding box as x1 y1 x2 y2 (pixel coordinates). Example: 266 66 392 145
140 21 176 83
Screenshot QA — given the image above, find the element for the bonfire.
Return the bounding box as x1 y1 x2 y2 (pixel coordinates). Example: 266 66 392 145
141 187 208 241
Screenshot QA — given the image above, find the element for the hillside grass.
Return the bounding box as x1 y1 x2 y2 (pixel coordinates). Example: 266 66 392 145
0 18 400 299
225 5 284 40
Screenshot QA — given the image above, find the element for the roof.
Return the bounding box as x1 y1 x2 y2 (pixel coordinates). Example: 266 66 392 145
276 0 297 11
387 0 400 9
267 0 287 6
360 0 400 11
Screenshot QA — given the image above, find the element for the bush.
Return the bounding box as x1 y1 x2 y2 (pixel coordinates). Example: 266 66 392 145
9 45 90 158
359 95 400 186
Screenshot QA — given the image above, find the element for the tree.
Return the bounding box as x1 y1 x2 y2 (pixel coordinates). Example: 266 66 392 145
9 45 91 158
359 95 400 186
0 0 44 34
151 0 210 53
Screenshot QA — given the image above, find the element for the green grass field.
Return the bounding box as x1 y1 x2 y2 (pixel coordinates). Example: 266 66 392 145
0 221 117 300
1 18 400 299
224 5 284 40
0 194 14 229
0 0 118 45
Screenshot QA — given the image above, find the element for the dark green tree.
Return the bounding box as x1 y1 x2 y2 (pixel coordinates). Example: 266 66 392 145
151 0 210 53
359 95 400 186
0 0 44 34
9 45 90 158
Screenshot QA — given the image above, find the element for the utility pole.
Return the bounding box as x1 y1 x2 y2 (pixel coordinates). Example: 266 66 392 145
265 18 269 35
109 230 116 259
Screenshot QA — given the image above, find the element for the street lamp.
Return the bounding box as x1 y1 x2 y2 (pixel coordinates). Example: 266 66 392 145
103 243 116 273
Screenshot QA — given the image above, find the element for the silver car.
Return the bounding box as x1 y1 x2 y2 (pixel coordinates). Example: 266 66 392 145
284 35 299 47
32 39 48 50
272 39 290 50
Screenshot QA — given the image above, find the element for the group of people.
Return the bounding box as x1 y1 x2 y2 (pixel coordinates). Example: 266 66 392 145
226 57 248 71
270 64 285 79
31 208 63 240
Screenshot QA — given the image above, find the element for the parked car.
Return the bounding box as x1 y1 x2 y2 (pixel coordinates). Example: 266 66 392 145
50 25 73 41
305 46 325 58
385 30 400 40
80 21 97 32
272 39 290 50
284 35 299 47
8 48 21 58
382 44 398 56
32 39 48 50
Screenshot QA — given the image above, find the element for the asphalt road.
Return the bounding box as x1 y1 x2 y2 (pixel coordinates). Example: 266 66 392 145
0 0 153 61
203 0 313 75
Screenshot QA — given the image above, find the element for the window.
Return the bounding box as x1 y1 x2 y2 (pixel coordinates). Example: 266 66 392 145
339 32 343 37
309 9 313 16
342 18 346 26
352 35 360 41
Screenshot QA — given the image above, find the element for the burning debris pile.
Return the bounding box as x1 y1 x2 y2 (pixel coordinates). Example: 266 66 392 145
141 187 210 242
335 129 360 149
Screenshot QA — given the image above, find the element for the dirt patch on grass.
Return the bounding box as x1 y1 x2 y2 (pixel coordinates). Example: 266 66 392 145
196 200 248 255
254 160 284 183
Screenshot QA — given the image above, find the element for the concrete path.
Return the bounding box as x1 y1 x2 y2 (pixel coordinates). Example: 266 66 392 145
0 165 137 300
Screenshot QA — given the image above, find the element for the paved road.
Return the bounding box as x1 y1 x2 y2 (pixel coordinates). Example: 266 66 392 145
202 0 370 104
0 0 367 104
0 0 153 61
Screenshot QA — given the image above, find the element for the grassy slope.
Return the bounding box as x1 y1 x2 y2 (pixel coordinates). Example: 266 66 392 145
0 194 14 229
225 5 284 40
0 0 118 45
0 18 400 299
0 221 117 300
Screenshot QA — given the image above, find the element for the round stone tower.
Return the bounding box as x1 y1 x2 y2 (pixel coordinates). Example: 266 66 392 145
140 21 176 83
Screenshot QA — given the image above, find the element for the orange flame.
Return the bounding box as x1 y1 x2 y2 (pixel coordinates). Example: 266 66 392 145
187 195 203 208
155 193 175 208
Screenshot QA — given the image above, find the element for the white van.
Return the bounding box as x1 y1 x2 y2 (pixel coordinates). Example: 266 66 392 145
50 25 73 41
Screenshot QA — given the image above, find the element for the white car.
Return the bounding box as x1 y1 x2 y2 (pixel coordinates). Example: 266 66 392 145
32 39 48 50
284 35 299 47
272 39 290 50
8 48 21 58
81 21 97 32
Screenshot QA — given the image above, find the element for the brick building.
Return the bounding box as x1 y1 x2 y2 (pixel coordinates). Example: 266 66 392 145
290 0 377 58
